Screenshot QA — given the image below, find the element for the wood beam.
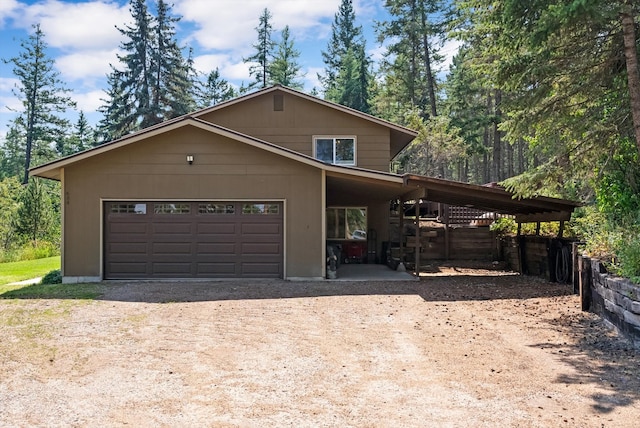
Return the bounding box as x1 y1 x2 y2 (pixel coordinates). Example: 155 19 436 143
516 210 573 223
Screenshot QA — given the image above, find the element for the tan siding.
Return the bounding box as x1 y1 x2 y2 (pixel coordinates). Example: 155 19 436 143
63 125 323 279
199 91 392 172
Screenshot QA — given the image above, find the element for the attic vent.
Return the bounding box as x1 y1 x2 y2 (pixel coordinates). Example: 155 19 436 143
273 93 284 111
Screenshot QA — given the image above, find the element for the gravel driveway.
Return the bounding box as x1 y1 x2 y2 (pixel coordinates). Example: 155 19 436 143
1 270 639 427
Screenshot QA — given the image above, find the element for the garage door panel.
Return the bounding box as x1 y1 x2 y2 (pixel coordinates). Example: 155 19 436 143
196 263 237 275
197 223 236 234
108 223 148 234
241 223 281 234
153 222 193 234
152 262 193 275
105 201 283 279
108 242 148 254
241 263 281 276
152 242 193 254
241 243 281 254
107 262 148 275
196 243 237 254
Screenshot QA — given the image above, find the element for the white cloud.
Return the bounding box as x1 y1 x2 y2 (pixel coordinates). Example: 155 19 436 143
176 0 343 52
71 89 106 113
16 0 129 51
438 38 462 74
0 0 19 27
304 66 323 91
368 44 387 63
193 53 233 75
55 49 120 84
223 60 253 82
0 95 21 114
0 77 19 93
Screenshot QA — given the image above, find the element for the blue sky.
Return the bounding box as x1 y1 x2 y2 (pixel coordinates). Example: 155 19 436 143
0 0 458 139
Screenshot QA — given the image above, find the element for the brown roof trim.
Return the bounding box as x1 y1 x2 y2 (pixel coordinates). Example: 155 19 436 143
30 115 403 185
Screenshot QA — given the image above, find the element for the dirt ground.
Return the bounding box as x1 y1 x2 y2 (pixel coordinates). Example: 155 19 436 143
1 267 639 427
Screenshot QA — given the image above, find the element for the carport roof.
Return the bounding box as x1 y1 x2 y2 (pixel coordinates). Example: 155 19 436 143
401 174 581 223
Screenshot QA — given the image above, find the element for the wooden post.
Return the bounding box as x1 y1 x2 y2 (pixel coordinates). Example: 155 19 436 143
572 242 579 294
415 199 420 277
578 255 591 311
443 204 450 260
558 220 565 239
535 222 541 236
398 197 404 267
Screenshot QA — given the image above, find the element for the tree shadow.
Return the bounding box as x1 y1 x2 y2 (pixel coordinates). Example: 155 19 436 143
0 273 571 304
530 313 640 415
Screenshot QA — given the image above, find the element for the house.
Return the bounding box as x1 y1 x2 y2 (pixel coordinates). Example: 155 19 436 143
31 85 580 283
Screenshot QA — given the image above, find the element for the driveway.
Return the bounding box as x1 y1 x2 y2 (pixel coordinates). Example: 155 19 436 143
1 272 639 427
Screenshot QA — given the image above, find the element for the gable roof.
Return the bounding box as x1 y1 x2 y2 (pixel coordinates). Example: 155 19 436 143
193 85 418 158
29 115 403 186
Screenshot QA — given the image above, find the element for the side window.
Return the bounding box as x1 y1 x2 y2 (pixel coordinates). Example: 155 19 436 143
313 137 356 166
326 207 366 240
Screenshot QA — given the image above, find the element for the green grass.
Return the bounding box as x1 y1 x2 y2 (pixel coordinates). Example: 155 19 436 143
0 282 102 300
0 256 61 286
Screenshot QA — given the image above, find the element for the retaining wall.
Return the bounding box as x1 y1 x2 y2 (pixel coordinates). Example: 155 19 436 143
579 256 640 347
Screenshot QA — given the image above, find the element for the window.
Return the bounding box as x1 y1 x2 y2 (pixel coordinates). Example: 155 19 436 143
242 203 280 214
154 203 191 214
199 203 235 214
110 203 146 214
326 207 367 240
314 137 355 166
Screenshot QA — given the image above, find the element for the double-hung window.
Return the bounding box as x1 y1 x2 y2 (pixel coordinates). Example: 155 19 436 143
314 136 356 166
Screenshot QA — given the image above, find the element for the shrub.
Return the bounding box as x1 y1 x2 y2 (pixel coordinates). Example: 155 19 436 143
490 217 517 235
612 234 640 284
40 269 62 285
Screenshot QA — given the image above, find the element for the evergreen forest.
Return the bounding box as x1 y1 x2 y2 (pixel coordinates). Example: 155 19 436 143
0 0 639 281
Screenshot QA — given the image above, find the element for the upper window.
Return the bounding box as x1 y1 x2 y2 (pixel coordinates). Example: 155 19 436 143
110 203 146 214
242 204 280 215
154 203 190 214
314 137 356 166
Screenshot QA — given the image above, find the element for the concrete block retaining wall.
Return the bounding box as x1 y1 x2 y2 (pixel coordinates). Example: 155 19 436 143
579 256 640 347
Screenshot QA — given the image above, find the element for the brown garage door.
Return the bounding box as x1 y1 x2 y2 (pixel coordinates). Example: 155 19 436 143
104 201 283 279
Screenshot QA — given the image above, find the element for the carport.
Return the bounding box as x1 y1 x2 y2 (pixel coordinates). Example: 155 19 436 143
326 172 581 279
399 175 581 278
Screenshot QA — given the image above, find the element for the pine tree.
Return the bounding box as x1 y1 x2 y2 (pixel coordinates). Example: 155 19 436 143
15 178 58 244
117 0 154 129
151 0 195 119
3 24 75 183
197 67 236 107
320 0 362 94
330 44 371 113
62 112 95 155
377 0 448 119
321 0 372 112
244 8 275 90
97 69 134 143
269 26 304 89
99 0 195 140
0 125 26 179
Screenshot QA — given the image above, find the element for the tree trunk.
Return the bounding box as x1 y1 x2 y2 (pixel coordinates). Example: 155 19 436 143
620 4 640 154
484 91 492 183
493 89 502 181
421 5 437 117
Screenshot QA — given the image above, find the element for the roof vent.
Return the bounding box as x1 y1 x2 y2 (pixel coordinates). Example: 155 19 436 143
273 93 284 111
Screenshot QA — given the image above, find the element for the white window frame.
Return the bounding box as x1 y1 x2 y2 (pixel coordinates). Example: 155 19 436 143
313 136 357 166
